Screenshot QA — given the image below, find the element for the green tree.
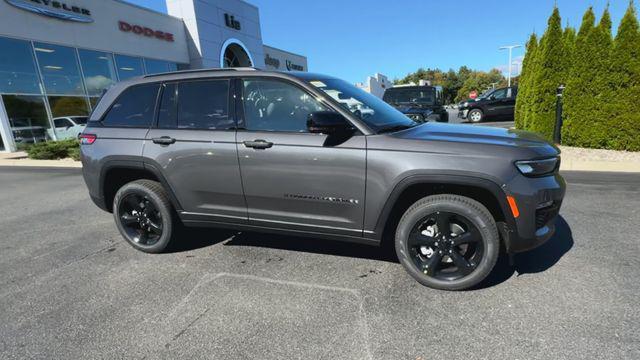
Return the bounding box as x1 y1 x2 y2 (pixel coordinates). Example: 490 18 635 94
606 1 640 150
561 7 595 146
562 7 613 147
528 7 568 140
514 33 538 129
455 69 505 102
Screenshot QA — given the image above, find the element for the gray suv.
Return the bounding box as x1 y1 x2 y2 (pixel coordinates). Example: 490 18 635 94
80 68 565 290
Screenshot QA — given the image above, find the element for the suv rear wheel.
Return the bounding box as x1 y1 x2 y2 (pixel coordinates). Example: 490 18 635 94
113 179 176 253
395 194 499 290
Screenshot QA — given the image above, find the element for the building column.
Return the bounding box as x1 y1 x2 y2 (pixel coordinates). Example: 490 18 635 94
0 96 17 152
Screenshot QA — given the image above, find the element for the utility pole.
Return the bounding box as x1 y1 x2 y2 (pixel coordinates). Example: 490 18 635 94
499 45 522 87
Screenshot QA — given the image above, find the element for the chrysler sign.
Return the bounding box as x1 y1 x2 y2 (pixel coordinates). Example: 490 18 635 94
4 0 93 22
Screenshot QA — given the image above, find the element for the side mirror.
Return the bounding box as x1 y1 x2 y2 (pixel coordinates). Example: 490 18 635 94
307 111 351 135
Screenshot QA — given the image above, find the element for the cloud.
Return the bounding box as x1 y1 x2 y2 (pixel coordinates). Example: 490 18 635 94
495 55 525 76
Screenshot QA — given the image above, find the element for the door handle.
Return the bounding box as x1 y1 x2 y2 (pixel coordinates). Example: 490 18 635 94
243 139 273 149
152 136 176 145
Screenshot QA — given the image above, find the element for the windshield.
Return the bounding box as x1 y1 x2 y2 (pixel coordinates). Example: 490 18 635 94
383 88 436 105
308 78 416 133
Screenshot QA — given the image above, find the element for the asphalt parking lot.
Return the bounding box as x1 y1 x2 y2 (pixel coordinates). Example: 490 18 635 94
1 167 638 359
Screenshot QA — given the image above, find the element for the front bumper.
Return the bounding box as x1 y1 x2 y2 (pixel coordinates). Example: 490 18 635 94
458 109 468 119
501 173 566 253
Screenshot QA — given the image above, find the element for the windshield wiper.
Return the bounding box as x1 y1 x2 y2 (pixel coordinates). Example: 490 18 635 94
377 124 415 134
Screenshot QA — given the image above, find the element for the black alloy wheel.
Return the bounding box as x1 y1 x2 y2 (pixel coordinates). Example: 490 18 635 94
118 193 163 246
113 179 176 253
407 211 482 281
395 194 500 290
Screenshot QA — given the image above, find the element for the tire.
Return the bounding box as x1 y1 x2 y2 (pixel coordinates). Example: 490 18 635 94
395 194 499 291
468 108 483 123
113 179 176 253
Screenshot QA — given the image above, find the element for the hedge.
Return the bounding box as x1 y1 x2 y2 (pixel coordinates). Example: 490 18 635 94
26 139 80 160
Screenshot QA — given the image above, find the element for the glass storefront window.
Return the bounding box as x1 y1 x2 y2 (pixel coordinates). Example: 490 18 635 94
89 97 100 110
0 37 41 94
34 42 84 95
144 59 176 74
2 95 51 145
48 96 90 140
115 55 144 81
78 49 117 96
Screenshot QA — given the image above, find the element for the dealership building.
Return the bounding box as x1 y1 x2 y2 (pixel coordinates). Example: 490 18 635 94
0 0 307 152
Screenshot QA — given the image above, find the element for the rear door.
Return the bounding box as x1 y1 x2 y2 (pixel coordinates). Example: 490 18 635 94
235 77 366 236
143 78 247 223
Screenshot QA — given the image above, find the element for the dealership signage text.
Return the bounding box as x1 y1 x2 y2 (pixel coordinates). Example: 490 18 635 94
5 0 93 22
119 21 175 42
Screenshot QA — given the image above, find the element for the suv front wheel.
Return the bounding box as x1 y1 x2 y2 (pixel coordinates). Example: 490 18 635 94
395 194 499 290
113 179 177 253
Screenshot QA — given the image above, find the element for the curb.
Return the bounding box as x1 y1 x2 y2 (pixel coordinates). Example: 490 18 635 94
0 159 82 168
560 160 640 173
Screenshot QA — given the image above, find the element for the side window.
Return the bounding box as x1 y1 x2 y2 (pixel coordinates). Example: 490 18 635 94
102 84 160 127
242 79 328 132
54 118 72 128
177 80 231 130
158 83 177 128
492 88 508 99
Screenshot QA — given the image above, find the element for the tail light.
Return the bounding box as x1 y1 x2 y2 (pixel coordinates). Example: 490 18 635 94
79 133 97 145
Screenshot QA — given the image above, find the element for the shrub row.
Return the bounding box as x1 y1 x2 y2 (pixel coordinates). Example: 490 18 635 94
516 4 640 151
26 139 80 161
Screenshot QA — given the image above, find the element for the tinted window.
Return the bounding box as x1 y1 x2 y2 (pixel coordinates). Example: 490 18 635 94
101 84 159 127
0 36 41 94
491 88 508 99
158 83 177 128
177 80 231 130
3 95 52 144
78 49 117 96
243 79 327 132
34 42 84 95
54 118 72 128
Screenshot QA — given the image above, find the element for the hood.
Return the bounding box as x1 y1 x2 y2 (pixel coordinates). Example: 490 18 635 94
392 122 559 157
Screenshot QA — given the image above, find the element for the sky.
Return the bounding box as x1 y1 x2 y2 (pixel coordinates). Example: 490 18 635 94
127 0 632 83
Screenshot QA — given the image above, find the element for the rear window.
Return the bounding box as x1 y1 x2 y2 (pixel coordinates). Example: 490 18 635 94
158 80 231 130
177 80 231 130
101 84 160 127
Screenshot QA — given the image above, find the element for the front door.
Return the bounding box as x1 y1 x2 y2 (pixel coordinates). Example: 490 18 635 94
236 78 367 236
143 79 247 224
485 87 510 118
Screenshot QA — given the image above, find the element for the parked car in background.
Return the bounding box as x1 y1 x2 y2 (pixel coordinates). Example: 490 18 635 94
9 118 48 144
383 85 449 123
53 116 89 140
458 86 518 123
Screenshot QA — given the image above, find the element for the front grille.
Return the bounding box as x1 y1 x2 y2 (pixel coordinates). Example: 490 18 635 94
535 202 560 229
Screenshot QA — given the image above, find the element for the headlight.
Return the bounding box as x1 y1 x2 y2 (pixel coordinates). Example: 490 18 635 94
515 157 559 177
463 102 469 107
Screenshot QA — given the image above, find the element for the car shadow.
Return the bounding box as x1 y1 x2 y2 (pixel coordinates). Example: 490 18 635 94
479 215 574 289
167 226 238 253
170 216 573 289
223 231 399 263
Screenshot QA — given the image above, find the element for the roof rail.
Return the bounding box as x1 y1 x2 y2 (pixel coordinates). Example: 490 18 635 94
143 67 259 78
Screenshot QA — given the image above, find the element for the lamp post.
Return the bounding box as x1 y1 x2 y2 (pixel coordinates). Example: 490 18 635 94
499 45 522 87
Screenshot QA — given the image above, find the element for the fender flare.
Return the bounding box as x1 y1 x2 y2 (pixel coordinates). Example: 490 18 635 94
99 157 183 211
372 173 517 237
